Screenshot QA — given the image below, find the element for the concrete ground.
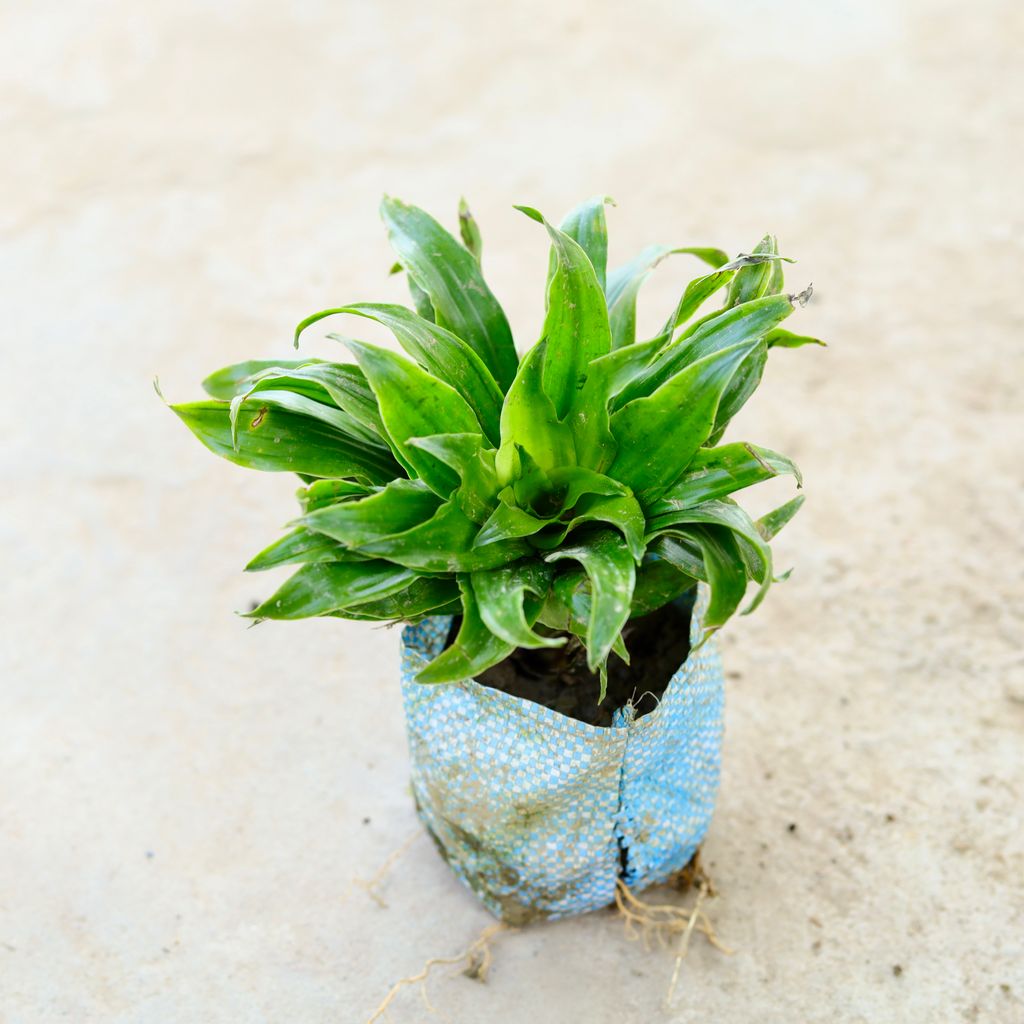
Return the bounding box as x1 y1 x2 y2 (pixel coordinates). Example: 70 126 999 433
3 1 1022 1021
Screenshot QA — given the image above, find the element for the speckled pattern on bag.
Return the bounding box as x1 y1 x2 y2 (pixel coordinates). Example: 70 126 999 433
400 587 724 922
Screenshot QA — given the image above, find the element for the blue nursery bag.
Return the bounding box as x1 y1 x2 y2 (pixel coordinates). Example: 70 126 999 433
399 587 724 923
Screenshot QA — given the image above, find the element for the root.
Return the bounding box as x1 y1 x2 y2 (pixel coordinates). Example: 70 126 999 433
342 831 421 909
366 922 514 1023
613 855 733 1010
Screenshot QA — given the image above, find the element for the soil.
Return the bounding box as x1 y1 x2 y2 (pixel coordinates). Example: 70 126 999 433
445 600 693 728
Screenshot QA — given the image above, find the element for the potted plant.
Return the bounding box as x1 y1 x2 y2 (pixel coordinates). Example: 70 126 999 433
168 196 819 925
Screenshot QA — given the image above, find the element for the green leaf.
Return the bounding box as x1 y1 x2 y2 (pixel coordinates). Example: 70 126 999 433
515 205 613 423
615 293 795 410
555 196 613 293
473 490 553 548
545 529 635 670
328 304 503 446
246 561 417 620
202 359 313 400
300 479 442 547
458 197 483 265
296 479 370 513
210 359 386 447
407 434 501 524
725 235 783 307
686 526 747 632
630 558 698 618
606 245 731 349
228 386 383 453
650 442 801 510
344 339 483 496
533 492 646 564
757 494 806 541
649 535 708 582
704 342 767 446
380 197 518 391
415 577 515 683
245 527 366 572
542 466 629 507
651 499 775 615
474 466 629 549
608 339 760 500
171 401 399 483
497 340 575 482
472 561 563 649
358 500 528 573
407 274 436 321
649 499 772 586
512 464 627 517
334 576 460 622
661 251 795 340
766 328 826 349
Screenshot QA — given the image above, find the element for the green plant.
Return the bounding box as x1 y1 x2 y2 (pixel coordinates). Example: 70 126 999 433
170 197 821 697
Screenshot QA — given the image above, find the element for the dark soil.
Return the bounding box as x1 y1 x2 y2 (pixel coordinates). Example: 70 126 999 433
445 599 693 728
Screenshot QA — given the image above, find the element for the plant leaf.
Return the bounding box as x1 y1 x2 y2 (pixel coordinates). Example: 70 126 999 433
171 401 399 483
496 340 575 482
415 576 515 683
407 433 501 524
327 303 504 445
335 576 460 622
358 500 529 572
554 195 613 293
515 205 613 425
458 197 483 265
344 339 483 496
473 490 553 547
296 479 370 513
202 359 315 400
615 293 795 410
227 386 383 453
757 494 806 541
659 251 794 341
300 479 442 547
630 558 698 617
649 498 772 585
725 235 783 307
245 528 367 572
649 534 708 582
472 561 563 649
650 442 801 510
606 245 730 349
246 561 417 619
380 197 518 391
766 328 826 349
685 526 747 632
533 492 646 564
608 339 760 501
545 529 635 670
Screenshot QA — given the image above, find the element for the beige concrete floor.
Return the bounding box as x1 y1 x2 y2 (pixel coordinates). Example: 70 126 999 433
3 1 1023 1021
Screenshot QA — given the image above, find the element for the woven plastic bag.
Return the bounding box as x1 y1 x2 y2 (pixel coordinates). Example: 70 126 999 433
400 587 724 923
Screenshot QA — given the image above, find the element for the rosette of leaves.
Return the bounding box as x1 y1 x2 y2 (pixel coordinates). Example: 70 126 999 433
171 196 822 697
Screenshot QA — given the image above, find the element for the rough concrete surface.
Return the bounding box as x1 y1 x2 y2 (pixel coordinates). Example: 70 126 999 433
2 2 1022 1021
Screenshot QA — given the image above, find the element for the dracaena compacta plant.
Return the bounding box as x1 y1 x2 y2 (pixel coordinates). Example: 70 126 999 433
170 197 820 699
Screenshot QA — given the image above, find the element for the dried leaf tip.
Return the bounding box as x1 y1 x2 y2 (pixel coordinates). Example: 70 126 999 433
790 284 814 307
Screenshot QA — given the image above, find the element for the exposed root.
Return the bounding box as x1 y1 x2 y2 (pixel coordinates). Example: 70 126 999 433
342 831 421 909
366 922 513 1023
613 857 733 1009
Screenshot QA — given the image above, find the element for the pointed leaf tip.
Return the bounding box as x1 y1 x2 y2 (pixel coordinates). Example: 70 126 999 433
513 204 544 223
